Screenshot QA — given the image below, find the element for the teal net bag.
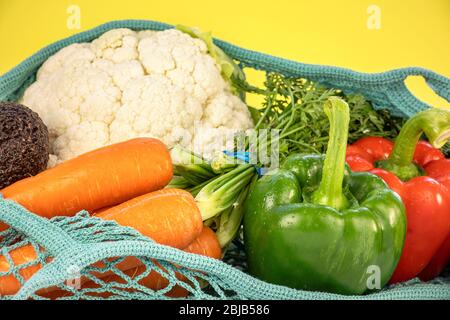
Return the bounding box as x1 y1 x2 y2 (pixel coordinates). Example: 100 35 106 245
0 20 449 300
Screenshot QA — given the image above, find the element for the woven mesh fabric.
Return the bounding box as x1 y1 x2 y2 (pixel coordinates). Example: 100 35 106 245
0 20 449 300
0 197 449 300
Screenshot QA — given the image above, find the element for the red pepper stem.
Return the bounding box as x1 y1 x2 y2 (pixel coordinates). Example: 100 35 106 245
380 108 450 180
312 97 350 210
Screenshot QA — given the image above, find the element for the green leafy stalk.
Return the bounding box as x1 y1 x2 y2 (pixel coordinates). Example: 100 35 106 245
187 177 218 197
378 108 450 181
195 164 256 220
170 145 216 185
312 97 350 210
216 175 258 249
166 175 192 189
210 152 239 174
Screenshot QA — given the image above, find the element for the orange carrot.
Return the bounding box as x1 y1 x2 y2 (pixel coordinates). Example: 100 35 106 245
0 188 202 296
183 225 222 258
0 138 173 232
81 226 221 299
96 188 202 249
130 226 221 297
91 206 113 215
0 245 46 296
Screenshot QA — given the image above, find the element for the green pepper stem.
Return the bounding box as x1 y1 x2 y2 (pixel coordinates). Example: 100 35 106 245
379 108 450 180
312 97 350 210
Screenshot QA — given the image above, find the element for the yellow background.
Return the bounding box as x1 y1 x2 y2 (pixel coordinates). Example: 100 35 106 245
0 0 449 108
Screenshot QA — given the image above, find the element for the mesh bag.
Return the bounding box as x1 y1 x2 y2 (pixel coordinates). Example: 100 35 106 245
0 20 449 300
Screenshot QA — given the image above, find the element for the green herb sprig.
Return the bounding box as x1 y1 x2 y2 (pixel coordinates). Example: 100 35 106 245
242 73 406 161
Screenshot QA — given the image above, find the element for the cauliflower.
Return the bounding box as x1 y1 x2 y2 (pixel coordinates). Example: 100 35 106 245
21 28 254 164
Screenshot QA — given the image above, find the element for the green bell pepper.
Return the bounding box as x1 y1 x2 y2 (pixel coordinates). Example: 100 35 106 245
243 97 407 295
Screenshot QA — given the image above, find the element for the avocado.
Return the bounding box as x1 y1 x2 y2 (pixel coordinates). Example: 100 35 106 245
0 102 50 189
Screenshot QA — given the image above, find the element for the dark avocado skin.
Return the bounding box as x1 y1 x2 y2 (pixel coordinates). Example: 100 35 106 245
0 102 49 189
243 153 406 295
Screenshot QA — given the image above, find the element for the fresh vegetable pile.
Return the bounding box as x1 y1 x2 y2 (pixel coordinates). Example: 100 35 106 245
164 56 450 295
0 22 449 299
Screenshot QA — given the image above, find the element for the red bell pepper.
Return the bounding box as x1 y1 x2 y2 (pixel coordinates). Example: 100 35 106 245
346 108 450 284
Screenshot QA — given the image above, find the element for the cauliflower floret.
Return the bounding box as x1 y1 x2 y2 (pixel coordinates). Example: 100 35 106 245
92 59 144 90
21 28 254 165
192 126 240 160
36 43 94 78
91 28 139 63
22 56 122 140
110 74 203 144
138 29 226 102
202 92 253 128
53 121 110 161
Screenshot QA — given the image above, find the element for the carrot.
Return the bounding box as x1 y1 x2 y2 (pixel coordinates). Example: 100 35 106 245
0 188 202 296
95 188 202 249
0 138 173 232
90 206 113 215
124 225 221 298
183 226 222 259
0 245 46 296
76 226 221 299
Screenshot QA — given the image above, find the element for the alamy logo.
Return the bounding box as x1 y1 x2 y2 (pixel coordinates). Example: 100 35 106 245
66 264 81 290
67 5 81 30
366 265 381 290
367 4 382 30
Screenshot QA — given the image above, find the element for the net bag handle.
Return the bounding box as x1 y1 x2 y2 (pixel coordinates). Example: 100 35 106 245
0 196 78 255
219 41 450 117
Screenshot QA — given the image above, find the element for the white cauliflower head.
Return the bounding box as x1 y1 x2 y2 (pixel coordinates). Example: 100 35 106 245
21 28 254 164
